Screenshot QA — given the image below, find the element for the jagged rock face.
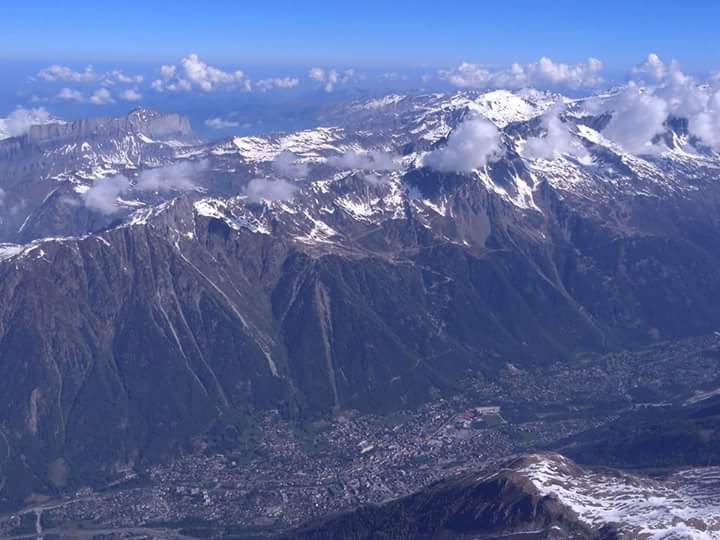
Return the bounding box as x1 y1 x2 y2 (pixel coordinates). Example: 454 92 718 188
279 453 720 539
23 108 192 145
1 92 720 507
0 108 197 242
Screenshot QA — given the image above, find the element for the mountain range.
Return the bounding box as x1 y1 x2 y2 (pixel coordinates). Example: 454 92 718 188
1 88 720 530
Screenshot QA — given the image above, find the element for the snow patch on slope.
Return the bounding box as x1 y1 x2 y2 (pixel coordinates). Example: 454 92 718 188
194 198 270 235
227 127 347 162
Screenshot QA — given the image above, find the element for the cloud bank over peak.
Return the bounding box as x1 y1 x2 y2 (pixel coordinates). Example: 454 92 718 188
81 161 206 214
690 92 720 150
593 83 669 154
272 151 309 179
632 53 669 82
423 116 502 172
442 57 603 91
584 54 720 152
135 160 207 192
523 106 591 162
246 178 298 203
82 175 131 214
0 107 51 138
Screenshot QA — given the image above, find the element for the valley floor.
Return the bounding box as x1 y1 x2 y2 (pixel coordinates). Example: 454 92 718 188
3 333 720 538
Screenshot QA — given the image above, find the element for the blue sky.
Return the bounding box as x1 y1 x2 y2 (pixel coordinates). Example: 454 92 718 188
1 1 719 138
2 0 719 70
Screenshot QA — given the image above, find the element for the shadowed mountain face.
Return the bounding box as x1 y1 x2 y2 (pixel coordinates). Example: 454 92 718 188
555 393 720 471
278 454 719 539
279 463 600 540
1 90 720 507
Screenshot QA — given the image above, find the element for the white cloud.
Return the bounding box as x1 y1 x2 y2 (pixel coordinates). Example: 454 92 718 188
1 107 51 137
151 67 193 92
181 53 245 91
110 70 143 85
639 56 717 149
657 81 708 119
443 62 493 88
82 175 130 214
324 69 338 92
632 54 697 97
256 77 300 91
423 116 503 172
119 88 142 101
272 151 309 178
328 150 399 171
152 54 248 93
632 53 667 81
205 117 240 129
531 57 603 88
308 67 358 92
135 160 206 192
380 72 408 81
89 88 114 105
80 162 206 213
442 57 603 90
246 178 298 203
308 67 326 81
177 79 194 92
160 65 176 80
0 187 5 207
57 88 85 102
523 106 591 162
57 87 115 105
594 83 668 154
38 64 97 82
151 79 163 92
151 58 321 94
274 78 300 88
577 54 720 153
37 65 143 86
689 90 720 150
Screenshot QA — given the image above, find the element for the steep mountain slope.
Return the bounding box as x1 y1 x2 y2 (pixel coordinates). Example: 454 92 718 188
1 89 720 508
279 454 720 539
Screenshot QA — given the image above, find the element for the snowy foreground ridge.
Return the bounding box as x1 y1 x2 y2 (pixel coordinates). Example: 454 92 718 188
515 454 720 539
